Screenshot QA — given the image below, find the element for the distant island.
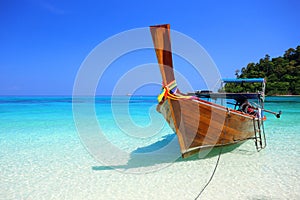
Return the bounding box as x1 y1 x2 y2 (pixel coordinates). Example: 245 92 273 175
225 45 300 95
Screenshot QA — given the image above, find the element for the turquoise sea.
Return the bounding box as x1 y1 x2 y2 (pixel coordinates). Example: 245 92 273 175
0 96 299 199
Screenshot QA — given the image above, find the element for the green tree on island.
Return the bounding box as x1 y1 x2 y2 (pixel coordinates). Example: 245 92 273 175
225 45 300 95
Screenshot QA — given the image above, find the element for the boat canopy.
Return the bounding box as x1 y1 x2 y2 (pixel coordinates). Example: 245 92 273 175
222 78 265 83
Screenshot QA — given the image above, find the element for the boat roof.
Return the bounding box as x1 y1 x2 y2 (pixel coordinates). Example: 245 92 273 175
222 78 265 83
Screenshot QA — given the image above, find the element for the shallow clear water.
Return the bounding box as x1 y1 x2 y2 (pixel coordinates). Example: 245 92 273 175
0 96 299 199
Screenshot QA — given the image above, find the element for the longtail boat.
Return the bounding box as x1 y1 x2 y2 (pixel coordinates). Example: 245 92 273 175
150 24 280 158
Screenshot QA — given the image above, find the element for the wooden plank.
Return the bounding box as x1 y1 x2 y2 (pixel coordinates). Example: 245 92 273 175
150 24 175 86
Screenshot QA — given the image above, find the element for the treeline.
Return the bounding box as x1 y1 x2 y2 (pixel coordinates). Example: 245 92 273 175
225 45 300 95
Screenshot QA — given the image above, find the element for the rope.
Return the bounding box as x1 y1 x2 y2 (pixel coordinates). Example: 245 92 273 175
194 147 223 199
194 110 229 199
157 81 196 103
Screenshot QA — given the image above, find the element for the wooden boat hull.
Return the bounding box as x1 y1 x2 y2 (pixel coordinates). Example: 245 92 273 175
149 24 266 158
158 98 261 158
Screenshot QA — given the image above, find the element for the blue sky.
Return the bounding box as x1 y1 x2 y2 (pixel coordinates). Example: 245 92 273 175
1 0 299 95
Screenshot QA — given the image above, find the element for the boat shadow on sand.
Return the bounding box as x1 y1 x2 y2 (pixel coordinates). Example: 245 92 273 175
92 134 256 172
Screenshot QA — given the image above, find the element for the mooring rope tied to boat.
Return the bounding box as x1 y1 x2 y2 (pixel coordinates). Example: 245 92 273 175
149 24 281 199
194 110 229 199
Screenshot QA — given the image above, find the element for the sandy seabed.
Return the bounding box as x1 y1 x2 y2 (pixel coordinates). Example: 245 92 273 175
1 138 299 200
